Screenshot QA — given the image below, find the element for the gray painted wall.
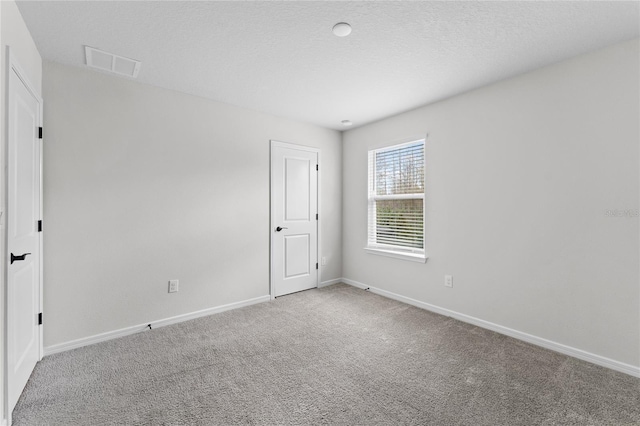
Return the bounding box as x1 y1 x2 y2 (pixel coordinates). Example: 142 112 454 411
342 39 639 367
42 61 342 347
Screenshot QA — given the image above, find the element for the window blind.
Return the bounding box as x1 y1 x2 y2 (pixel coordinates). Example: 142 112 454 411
368 140 425 251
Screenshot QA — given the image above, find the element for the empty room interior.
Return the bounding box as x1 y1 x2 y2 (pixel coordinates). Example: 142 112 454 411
1 1 639 425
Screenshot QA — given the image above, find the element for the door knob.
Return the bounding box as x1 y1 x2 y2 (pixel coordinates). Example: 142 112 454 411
10 253 31 265
275 226 288 232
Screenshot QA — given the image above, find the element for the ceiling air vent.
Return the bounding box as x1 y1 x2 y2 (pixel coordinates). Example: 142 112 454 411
85 46 141 78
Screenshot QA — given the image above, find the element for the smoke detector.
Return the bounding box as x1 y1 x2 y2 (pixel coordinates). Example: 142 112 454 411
332 22 352 37
85 46 141 78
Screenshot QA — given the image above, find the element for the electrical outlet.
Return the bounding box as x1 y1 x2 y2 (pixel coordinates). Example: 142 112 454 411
168 279 179 293
444 275 453 288
321 257 327 266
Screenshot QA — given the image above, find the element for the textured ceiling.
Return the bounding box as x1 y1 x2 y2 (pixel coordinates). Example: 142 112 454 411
16 1 640 130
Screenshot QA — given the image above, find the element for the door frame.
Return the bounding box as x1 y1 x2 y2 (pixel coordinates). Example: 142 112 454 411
3 47 44 424
269 140 320 300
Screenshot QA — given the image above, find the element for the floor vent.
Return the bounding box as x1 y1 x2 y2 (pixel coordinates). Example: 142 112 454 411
85 46 141 78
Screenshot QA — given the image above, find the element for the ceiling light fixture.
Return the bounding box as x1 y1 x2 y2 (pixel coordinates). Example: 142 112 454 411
332 22 352 37
341 120 353 127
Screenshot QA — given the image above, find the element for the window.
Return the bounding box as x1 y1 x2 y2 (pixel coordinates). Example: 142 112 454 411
366 138 427 262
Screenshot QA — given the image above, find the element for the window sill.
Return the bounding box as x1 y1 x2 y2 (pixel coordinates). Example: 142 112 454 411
364 247 428 263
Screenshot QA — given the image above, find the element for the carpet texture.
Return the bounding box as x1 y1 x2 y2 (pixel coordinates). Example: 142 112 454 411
13 284 640 425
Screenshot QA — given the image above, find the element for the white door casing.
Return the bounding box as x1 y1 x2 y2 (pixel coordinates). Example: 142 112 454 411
6 50 43 415
271 141 318 298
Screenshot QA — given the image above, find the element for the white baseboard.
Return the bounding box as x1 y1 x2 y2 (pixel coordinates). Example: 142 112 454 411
44 295 271 356
319 278 342 288
341 278 640 378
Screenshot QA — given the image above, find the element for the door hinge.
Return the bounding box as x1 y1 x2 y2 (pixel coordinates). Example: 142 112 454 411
316 213 318 220
38 312 42 325
316 263 319 270
38 127 43 139
316 164 318 171
38 220 42 232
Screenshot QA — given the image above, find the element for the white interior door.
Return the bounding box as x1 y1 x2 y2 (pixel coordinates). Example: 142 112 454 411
271 142 318 297
7 57 42 414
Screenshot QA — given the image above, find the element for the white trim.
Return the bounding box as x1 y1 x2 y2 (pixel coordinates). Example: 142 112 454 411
371 193 425 201
341 278 640 378
317 149 322 291
44 295 270 356
270 140 320 152
368 134 429 152
364 247 428 263
38 99 44 364
319 278 341 288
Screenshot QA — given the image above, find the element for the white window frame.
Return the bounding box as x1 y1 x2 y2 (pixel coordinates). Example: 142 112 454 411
365 137 428 263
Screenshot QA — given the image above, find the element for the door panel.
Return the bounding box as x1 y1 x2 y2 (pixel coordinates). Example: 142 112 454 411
7 63 42 414
13 264 36 367
14 97 36 238
285 158 310 221
272 143 318 297
285 234 310 278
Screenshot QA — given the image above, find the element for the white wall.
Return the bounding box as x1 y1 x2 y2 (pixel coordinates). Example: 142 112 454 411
0 0 42 422
42 61 342 348
343 39 639 368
